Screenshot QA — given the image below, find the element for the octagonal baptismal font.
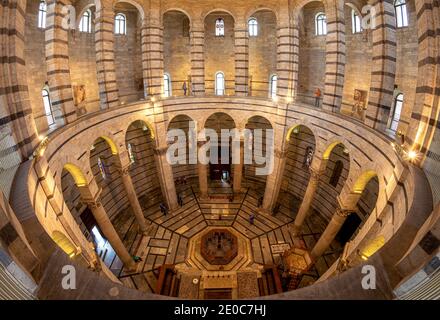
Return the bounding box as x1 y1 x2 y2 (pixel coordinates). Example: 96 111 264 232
186 227 253 271
200 229 238 265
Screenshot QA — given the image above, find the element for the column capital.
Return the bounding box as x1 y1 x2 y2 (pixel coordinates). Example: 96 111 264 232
336 207 354 218
309 167 325 181
154 146 168 156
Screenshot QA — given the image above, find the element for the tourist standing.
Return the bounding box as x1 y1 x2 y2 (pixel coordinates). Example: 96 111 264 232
314 87 322 108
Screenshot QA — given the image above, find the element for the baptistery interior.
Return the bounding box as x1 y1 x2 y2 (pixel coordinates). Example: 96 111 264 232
0 0 439 300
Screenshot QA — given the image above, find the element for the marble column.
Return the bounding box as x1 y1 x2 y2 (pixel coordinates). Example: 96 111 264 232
322 0 346 112
292 168 324 235
233 139 244 194
95 0 119 108
198 141 209 199
190 20 205 95
118 165 148 234
262 148 288 213
311 207 352 260
45 0 77 126
154 146 178 210
276 22 294 103
365 0 396 130
82 194 135 270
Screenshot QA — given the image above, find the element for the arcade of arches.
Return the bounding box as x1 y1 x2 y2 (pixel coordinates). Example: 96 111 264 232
0 0 439 300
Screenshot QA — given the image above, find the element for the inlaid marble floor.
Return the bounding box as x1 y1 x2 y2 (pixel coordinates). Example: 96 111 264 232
107 179 343 294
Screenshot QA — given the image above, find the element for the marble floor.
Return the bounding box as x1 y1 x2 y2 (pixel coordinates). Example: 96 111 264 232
105 179 343 294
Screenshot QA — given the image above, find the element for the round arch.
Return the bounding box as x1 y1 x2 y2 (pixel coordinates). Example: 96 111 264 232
98 136 119 155
63 163 88 187
245 7 278 22
168 114 196 131
202 9 237 22
163 8 192 24
285 123 316 144
352 170 378 194
203 112 236 129
113 0 145 20
52 231 77 257
126 119 156 140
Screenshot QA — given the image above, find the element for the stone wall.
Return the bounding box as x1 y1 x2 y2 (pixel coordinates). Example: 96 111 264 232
248 11 277 98
297 2 326 100
204 13 235 95
163 11 191 96
281 126 316 202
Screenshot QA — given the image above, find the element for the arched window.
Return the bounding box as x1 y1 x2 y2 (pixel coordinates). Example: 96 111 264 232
42 89 54 126
215 18 225 37
389 93 403 132
114 13 126 35
163 73 171 97
395 0 408 28
315 12 327 35
270 75 277 99
127 143 136 164
79 9 92 33
248 18 258 37
352 10 362 33
97 157 108 179
329 160 343 187
215 72 225 95
38 1 47 29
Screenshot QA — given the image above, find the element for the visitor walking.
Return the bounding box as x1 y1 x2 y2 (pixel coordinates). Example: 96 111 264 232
178 193 183 207
160 203 167 215
249 213 255 225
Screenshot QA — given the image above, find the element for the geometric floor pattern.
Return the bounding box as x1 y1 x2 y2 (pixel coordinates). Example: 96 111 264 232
108 179 343 294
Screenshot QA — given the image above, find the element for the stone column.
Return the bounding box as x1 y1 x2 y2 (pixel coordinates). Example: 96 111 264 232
45 0 77 125
234 20 249 96
322 0 346 112
95 0 119 109
262 148 288 213
190 20 205 95
292 168 324 235
153 146 178 210
117 165 148 234
140 20 149 98
276 22 294 103
406 0 440 154
365 0 396 130
143 18 163 97
88 200 135 269
76 176 134 272
291 19 300 101
197 140 209 199
311 207 352 260
0 0 38 160
233 139 244 194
